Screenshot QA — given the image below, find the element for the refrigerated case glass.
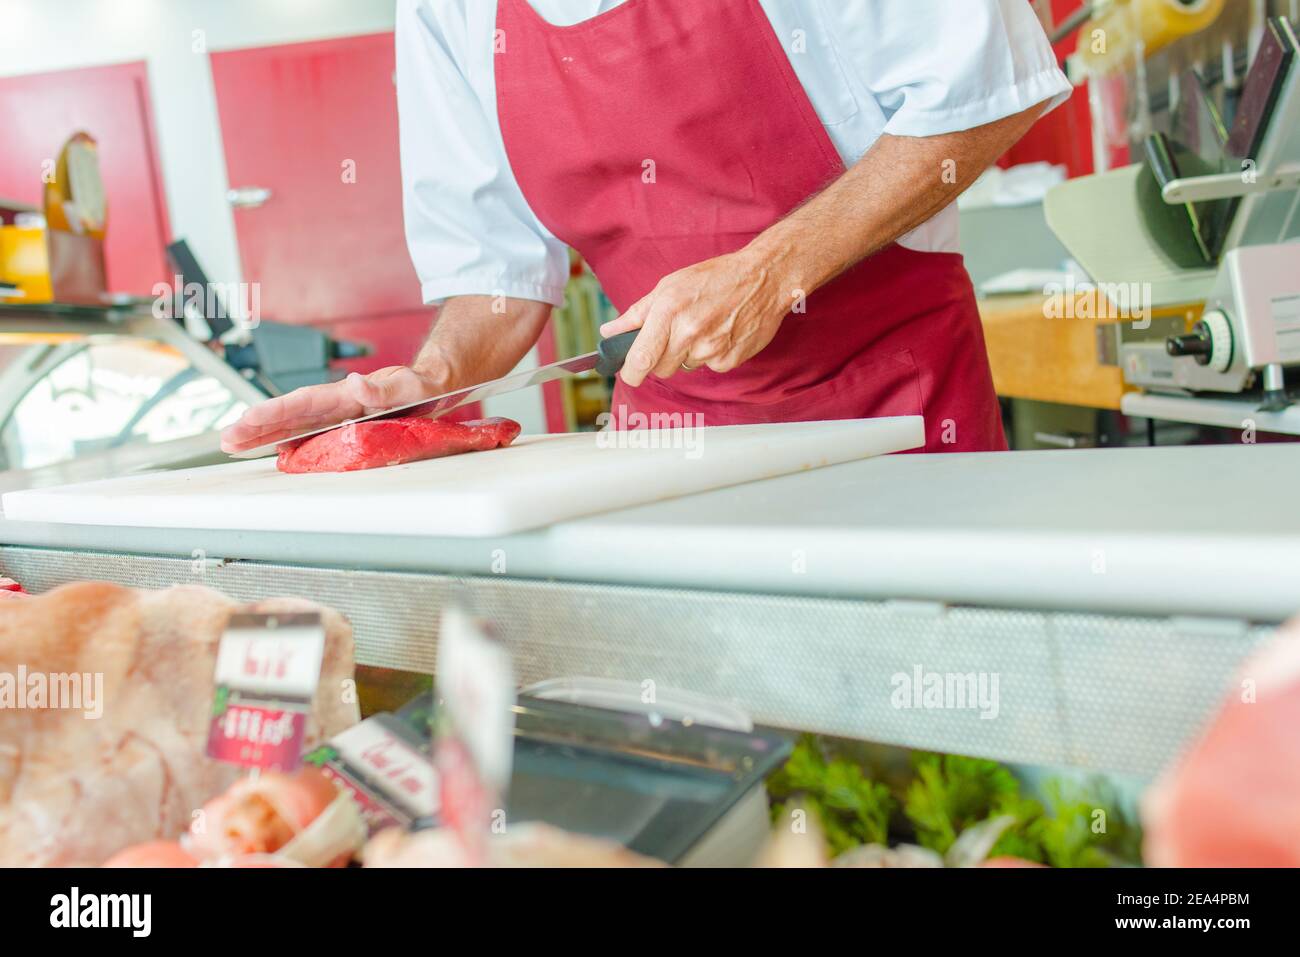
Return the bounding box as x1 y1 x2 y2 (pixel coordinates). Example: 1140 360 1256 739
0 336 247 471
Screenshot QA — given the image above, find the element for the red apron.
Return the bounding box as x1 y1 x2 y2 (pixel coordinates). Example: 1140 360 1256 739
494 0 1007 453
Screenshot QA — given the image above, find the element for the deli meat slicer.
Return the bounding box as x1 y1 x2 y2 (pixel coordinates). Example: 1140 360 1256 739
1047 15 1300 432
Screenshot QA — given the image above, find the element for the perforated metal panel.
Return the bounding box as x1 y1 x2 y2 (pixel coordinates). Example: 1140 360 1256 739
0 545 1272 776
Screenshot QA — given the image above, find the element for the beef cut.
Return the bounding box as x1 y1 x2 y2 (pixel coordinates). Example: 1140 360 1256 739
0 582 359 866
277 417 522 474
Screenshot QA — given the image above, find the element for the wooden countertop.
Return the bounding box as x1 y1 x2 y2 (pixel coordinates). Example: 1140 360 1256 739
978 293 1132 410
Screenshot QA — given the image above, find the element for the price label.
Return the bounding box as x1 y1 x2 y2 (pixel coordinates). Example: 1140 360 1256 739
206 701 308 769
306 715 438 834
437 607 515 794
212 612 326 700
434 606 515 862
207 612 325 772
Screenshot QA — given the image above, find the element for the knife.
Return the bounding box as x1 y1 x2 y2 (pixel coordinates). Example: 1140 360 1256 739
230 330 639 459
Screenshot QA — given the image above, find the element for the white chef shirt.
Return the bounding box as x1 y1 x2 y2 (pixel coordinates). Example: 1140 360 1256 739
397 0 1072 308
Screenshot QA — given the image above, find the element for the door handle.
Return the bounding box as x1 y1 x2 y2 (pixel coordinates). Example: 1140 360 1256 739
226 186 273 209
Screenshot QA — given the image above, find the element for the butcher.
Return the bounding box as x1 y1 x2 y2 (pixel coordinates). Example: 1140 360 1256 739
221 0 1071 456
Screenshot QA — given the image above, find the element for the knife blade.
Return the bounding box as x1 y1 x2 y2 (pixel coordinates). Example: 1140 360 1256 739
230 330 639 459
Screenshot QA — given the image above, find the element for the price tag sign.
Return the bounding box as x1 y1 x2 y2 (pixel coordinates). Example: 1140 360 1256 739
438 607 515 795
434 606 516 864
206 612 326 772
306 715 439 834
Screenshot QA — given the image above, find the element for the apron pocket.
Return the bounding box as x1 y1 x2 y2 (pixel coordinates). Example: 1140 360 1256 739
755 346 925 424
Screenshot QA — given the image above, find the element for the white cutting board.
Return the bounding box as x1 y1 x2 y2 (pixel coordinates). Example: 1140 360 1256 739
1 417 923 537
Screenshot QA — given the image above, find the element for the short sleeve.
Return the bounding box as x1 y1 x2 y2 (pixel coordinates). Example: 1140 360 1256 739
822 0 1073 138
396 0 570 306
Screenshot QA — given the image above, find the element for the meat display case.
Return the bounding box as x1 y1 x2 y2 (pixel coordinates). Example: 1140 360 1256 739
0 300 265 475
2 433 1296 780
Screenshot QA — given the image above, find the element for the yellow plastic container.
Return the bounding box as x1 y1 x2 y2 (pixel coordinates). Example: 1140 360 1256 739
1072 0 1226 79
0 226 54 302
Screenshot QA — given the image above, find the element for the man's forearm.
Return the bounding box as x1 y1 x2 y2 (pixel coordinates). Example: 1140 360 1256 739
412 294 552 387
747 102 1050 296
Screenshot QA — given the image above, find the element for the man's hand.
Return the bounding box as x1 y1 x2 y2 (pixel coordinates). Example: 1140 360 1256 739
219 295 551 454
219 366 446 453
599 102 1051 388
599 248 792 387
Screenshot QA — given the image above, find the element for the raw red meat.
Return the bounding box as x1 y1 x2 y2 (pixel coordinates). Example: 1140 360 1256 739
277 416 522 474
1141 619 1300 867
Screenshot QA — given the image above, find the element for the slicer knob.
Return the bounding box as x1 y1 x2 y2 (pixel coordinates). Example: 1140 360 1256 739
1166 332 1212 360
1166 311 1234 373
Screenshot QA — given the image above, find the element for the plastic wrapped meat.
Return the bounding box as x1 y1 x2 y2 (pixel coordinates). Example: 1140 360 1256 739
1141 619 1300 867
0 582 359 866
364 823 665 868
110 767 365 868
187 767 364 867
277 417 522 474
102 841 199 868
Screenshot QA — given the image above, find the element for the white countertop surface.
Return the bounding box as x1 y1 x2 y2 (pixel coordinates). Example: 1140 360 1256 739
0 419 924 538
1 442 1297 621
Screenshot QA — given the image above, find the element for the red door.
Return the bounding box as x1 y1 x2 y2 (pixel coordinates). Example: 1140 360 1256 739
210 33 424 325
209 32 496 419
0 61 171 296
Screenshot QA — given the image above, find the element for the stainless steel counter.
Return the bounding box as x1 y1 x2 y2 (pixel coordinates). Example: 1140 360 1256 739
0 441 1295 776
2 442 1298 618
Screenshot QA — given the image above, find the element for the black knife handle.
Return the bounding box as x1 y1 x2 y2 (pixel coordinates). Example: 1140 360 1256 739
595 330 639 377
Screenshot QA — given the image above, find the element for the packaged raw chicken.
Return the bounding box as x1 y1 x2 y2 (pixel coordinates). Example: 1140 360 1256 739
0 581 359 866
